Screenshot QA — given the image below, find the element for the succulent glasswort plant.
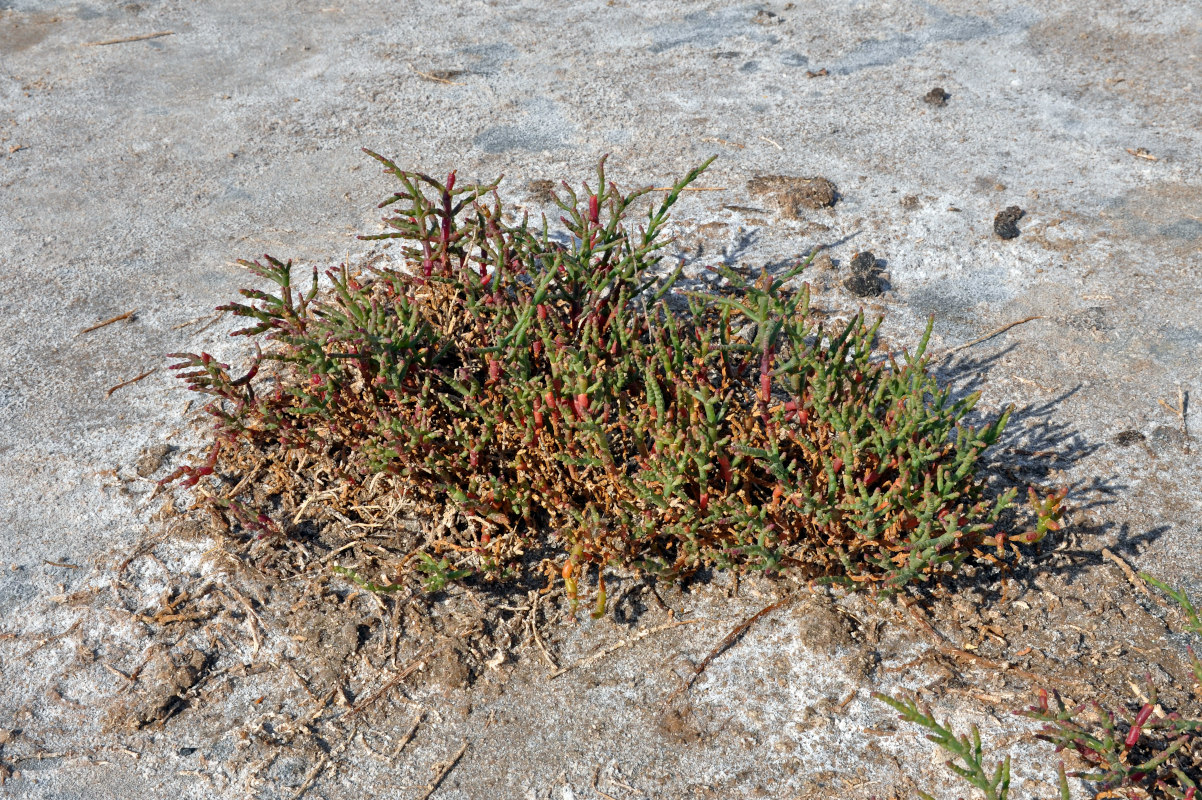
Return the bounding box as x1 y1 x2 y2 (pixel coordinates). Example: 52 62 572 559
875 691 1021 800
164 152 1052 603
876 690 1076 800
1022 685 1200 798
1019 577 1202 800
880 576 1202 800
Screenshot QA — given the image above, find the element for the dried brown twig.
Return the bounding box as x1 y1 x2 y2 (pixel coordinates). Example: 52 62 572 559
1158 386 1190 451
83 31 173 46
549 619 700 680
663 594 797 706
935 316 1043 360
80 309 136 333
106 368 157 397
418 740 469 800
408 64 465 85
346 646 447 718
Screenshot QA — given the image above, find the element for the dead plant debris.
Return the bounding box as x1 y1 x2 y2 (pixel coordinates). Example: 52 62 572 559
82 31 174 46
106 367 158 398
80 309 137 334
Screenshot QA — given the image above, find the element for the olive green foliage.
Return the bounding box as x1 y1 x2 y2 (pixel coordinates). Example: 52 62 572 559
166 152 1038 599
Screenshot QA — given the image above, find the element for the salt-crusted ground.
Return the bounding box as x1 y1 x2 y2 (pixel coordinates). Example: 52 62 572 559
1 1 1200 797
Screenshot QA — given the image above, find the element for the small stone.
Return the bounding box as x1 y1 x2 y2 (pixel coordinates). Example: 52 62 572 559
848 251 876 274
843 250 883 297
843 272 882 297
923 87 949 106
994 206 1024 239
1149 425 1187 450
1113 430 1145 447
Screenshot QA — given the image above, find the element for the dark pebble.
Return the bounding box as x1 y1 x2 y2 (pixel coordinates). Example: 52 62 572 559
1113 430 1145 447
924 87 949 106
994 206 1024 239
848 251 876 274
843 272 882 296
843 250 882 297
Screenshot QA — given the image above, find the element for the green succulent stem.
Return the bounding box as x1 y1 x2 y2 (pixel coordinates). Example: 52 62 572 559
167 153 1033 603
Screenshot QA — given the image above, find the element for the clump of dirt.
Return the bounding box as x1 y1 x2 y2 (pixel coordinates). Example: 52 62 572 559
842 250 884 297
747 175 838 218
1150 424 1189 451
526 178 556 203
287 598 371 694
1113 430 1147 447
1061 306 1109 333
923 87 949 106
803 251 838 292
847 251 876 274
135 443 174 478
109 647 208 730
420 640 474 691
657 706 707 745
796 595 854 654
994 205 1025 239
810 251 835 273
